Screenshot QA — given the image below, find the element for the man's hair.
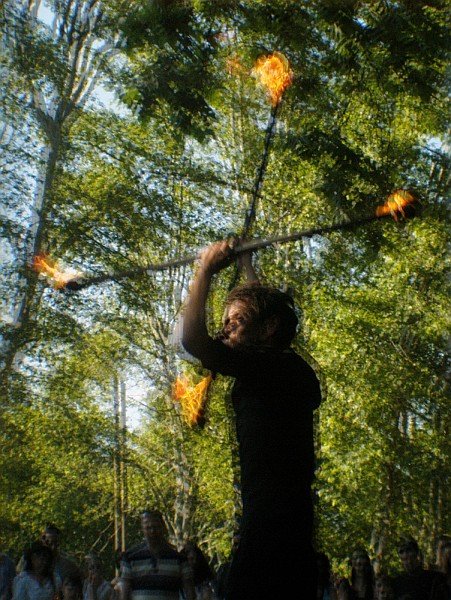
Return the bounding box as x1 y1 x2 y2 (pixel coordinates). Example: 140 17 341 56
24 541 54 574
44 524 61 535
62 575 83 593
398 538 420 555
141 510 168 536
227 282 299 348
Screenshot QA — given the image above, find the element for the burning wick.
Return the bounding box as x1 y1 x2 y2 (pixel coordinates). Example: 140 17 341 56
33 254 83 290
172 373 213 428
375 189 416 220
252 52 294 107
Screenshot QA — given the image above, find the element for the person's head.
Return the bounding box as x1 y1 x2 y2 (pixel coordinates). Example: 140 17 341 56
24 541 54 577
141 510 168 545
180 542 214 585
436 535 451 569
42 525 61 553
350 547 372 583
231 531 240 556
62 576 82 600
221 283 298 349
438 541 451 575
374 574 394 600
398 539 421 574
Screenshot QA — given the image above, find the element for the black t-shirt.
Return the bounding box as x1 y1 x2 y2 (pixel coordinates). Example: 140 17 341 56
196 338 321 521
392 569 440 600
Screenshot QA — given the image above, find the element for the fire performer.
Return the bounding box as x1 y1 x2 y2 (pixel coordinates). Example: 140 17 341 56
182 241 321 600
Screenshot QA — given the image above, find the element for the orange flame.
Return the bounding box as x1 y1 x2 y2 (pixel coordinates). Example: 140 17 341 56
252 52 294 107
33 254 81 289
375 189 416 221
172 373 213 427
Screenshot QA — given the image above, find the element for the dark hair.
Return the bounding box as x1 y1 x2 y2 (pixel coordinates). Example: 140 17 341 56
180 542 215 586
350 548 374 596
374 574 394 600
62 575 83 596
227 282 298 348
141 510 168 536
43 524 61 535
398 538 420 555
438 541 451 573
24 541 54 576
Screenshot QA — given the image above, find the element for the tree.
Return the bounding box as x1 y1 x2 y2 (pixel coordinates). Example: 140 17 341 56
1 0 120 390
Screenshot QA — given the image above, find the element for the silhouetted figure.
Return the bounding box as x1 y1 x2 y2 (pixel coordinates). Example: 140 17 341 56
182 241 322 600
392 539 437 600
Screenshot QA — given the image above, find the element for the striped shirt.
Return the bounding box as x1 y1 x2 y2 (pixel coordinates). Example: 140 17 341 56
121 543 193 600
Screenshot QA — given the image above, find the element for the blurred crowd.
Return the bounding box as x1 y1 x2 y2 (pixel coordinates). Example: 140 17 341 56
1 514 449 600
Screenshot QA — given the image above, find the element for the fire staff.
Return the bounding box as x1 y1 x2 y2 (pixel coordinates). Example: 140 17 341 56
182 240 321 600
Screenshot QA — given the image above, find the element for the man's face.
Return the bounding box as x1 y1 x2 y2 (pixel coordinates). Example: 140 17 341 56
43 532 59 552
221 301 262 348
141 516 165 544
399 548 420 573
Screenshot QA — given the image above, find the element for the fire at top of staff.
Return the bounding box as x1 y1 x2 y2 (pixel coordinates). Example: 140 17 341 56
375 189 416 220
252 52 294 107
32 254 82 290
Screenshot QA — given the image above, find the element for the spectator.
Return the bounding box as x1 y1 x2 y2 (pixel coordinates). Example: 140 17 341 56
349 548 374 600
316 552 337 600
374 574 395 600
12 541 60 600
83 554 113 600
61 576 83 600
0 550 16 600
392 538 437 600
430 541 451 600
435 536 451 572
180 542 215 600
41 526 80 584
120 510 195 600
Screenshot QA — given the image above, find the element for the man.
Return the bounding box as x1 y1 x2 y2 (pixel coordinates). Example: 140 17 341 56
392 539 438 600
120 510 195 600
41 525 80 583
182 241 322 600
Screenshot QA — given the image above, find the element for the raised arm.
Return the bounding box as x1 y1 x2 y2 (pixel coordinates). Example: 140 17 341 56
181 240 234 357
238 249 260 283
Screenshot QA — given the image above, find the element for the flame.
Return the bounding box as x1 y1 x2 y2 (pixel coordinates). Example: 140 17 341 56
375 189 416 221
252 52 294 107
33 253 81 289
172 373 213 427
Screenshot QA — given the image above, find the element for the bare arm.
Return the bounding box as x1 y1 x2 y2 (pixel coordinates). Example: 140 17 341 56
182 240 234 357
238 250 259 283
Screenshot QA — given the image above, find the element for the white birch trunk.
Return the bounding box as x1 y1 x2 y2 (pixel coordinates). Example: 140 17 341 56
1 0 119 378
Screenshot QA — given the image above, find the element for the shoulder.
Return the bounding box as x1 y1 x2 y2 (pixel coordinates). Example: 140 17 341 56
160 544 185 561
123 543 148 561
12 572 31 593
